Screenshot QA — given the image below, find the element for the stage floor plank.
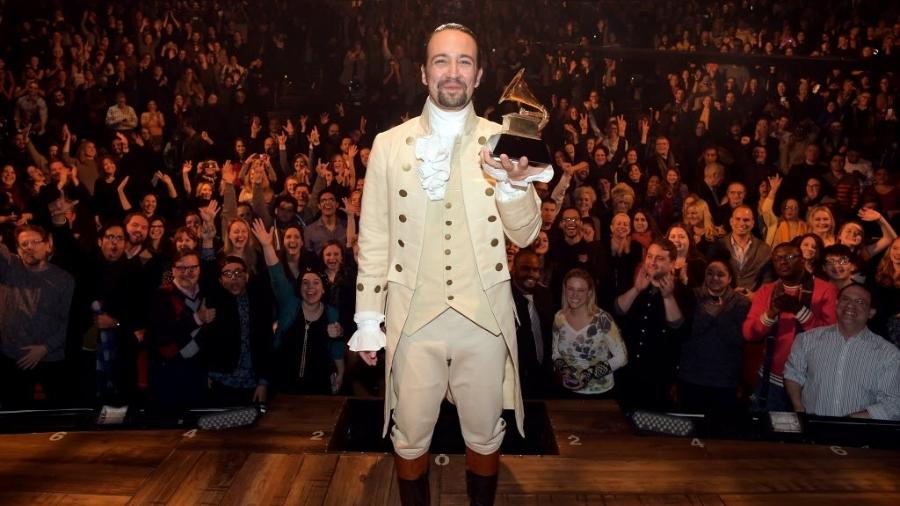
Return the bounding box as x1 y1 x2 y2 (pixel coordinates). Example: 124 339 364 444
0 396 898 505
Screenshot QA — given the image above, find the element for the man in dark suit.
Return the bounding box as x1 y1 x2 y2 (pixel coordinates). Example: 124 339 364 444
511 249 554 399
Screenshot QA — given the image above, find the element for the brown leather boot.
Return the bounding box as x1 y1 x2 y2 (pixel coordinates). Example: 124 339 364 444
465 448 499 506
395 453 430 506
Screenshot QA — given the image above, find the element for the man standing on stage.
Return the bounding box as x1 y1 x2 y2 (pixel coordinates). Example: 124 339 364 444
349 23 550 506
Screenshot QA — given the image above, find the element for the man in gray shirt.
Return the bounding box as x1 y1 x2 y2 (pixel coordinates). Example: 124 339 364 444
0 224 75 408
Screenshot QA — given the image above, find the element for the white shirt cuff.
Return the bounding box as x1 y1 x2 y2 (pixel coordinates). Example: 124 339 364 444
348 311 386 351
482 163 553 202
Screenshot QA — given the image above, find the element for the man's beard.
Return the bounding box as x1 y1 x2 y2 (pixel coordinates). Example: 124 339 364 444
435 80 469 109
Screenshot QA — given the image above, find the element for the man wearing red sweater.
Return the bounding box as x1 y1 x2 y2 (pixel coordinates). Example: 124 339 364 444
743 242 837 411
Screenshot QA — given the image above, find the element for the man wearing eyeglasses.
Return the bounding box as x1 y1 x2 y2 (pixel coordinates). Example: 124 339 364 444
784 284 900 420
304 189 346 256
203 256 272 406
68 223 147 404
743 242 837 412
146 251 216 415
0 224 75 408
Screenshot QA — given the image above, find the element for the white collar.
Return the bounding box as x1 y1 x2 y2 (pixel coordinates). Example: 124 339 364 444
425 97 467 137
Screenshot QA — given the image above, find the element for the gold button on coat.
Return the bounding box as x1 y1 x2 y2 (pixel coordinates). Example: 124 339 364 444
356 283 364 291
399 189 407 197
485 187 495 196
490 238 499 246
495 263 503 271
405 137 414 145
488 215 497 222
478 136 487 145
395 264 403 272
399 214 407 222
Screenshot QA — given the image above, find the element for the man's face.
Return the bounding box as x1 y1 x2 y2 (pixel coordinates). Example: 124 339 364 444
772 245 804 280
824 254 854 282
644 244 673 278
836 285 874 331
421 28 482 111
319 193 337 216
220 261 249 296
805 145 819 163
293 187 310 209
125 216 149 246
753 147 766 163
655 138 669 156
275 201 296 223
540 202 558 226
513 256 540 292
17 230 51 268
173 255 201 290
49 161 66 182
560 210 581 239
727 183 746 207
730 207 754 237
99 226 125 261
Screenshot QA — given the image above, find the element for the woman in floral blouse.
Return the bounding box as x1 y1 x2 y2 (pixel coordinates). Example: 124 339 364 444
552 268 628 396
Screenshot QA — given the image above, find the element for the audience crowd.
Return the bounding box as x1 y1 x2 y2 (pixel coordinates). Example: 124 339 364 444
1 1 899 422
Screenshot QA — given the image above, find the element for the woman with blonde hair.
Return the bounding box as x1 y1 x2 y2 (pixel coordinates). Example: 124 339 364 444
872 238 900 347
239 156 277 204
552 268 627 397
683 196 722 257
574 185 602 236
806 205 837 246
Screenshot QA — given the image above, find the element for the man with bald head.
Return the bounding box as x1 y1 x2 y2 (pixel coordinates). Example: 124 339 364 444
349 23 551 505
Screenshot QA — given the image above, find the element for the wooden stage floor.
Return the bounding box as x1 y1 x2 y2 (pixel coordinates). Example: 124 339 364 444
0 396 898 505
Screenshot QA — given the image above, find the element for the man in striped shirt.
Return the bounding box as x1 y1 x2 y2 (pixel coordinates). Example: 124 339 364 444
784 284 900 420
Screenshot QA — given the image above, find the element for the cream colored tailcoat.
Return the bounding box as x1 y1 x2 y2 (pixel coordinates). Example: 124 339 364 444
356 103 542 436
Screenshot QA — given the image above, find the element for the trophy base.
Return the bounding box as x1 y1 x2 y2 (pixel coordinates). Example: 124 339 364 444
487 133 553 167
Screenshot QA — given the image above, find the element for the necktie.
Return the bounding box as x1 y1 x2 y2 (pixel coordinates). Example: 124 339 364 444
524 294 544 364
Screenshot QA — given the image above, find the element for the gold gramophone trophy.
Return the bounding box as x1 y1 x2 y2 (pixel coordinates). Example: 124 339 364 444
487 68 553 168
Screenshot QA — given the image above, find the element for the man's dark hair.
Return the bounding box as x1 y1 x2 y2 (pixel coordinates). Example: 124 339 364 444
99 222 124 237
838 282 875 308
427 23 481 67
822 244 854 259
649 238 678 261
218 255 248 274
273 194 298 211
172 250 200 266
513 248 540 268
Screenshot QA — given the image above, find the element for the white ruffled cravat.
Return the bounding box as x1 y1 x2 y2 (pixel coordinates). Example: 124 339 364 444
415 98 467 200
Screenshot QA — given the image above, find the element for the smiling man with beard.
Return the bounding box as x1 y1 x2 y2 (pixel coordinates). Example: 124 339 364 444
349 23 552 506
784 284 900 420
0 224 75 408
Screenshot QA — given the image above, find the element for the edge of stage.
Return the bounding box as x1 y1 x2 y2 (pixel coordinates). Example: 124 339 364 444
0 395 898 505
